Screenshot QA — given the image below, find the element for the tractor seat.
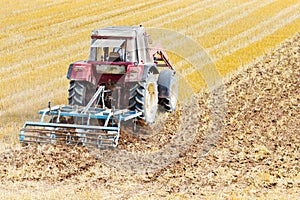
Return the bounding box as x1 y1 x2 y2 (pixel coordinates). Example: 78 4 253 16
108 52 121 62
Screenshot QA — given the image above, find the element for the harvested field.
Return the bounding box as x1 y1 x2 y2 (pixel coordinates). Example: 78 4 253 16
0 0 299 199
1 32 299 199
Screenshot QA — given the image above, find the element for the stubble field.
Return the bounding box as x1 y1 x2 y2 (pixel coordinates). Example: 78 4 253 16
0 0 299 199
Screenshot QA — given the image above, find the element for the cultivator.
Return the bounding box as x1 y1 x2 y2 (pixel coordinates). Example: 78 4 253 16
20 86 141 148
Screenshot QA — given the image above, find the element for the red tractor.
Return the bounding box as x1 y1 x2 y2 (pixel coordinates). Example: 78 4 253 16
20 26 178 147
67 26 178 123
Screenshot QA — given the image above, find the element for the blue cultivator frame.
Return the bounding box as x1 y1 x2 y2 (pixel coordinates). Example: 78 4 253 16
20 86 142 148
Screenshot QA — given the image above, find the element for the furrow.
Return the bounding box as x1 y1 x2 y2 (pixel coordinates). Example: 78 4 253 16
0 0 149 50
176 2 300 77
142 0 220 26
207 1 300 57
0 0 177 73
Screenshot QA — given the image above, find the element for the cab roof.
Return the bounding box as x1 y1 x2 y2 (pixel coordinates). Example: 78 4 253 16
91 26 145 38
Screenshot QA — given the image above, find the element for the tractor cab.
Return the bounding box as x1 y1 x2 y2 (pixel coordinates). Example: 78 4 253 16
88 26 152 64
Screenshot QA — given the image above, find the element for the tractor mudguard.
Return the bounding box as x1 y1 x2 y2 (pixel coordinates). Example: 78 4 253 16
141 65 159 81
67 61 97 85
125 64 158 82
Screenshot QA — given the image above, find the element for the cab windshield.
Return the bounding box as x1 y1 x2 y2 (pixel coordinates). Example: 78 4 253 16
89 38 137 62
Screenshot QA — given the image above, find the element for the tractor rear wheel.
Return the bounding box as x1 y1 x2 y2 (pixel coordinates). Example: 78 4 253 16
134 73 158 123
68 80 96 106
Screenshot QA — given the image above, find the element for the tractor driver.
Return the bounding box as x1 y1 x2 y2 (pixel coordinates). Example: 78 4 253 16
113 41 126 61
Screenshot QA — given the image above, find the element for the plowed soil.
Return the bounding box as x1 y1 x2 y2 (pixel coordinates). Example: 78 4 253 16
0 33 299 199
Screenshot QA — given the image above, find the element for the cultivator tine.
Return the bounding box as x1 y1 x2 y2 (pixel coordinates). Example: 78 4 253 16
20 128 120 148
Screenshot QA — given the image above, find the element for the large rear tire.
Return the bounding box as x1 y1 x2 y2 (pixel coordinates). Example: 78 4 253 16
68 81 96 106
134 73 158 123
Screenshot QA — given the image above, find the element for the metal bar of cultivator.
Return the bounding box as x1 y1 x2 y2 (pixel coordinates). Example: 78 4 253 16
121 111 143 121
22 122 119 131
82 86 105 114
